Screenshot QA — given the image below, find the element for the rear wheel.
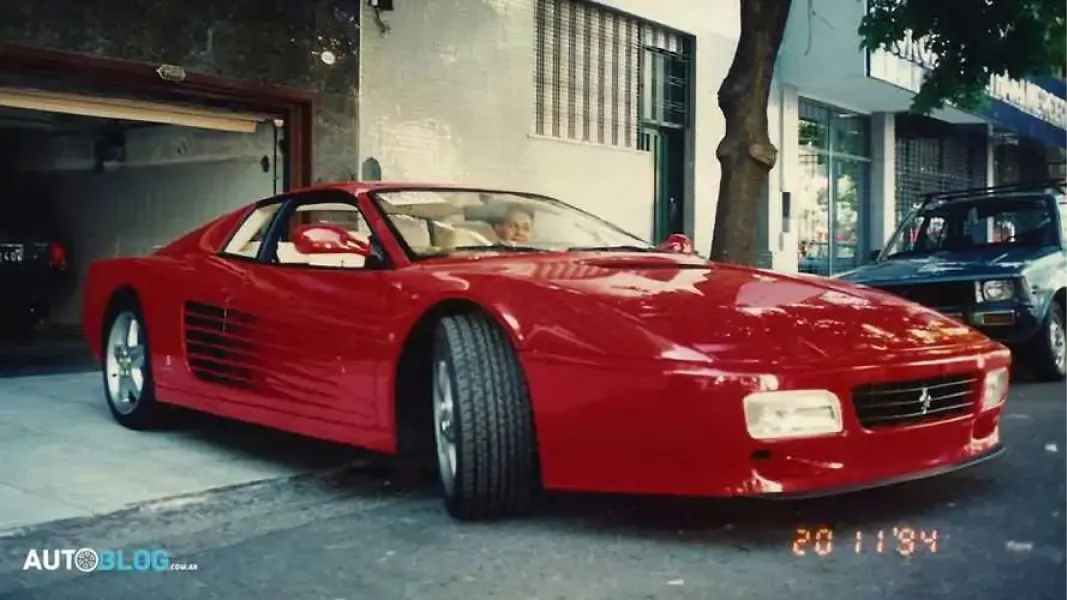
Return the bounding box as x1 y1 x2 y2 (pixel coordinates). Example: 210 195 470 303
102 301 167 429
432 313 538 520
1031 302 1067 382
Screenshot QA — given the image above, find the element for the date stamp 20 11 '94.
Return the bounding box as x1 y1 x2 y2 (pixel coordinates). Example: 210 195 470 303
792 526 940 557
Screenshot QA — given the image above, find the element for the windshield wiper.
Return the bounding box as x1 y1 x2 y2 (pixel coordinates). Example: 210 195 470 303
567 245 657 252
449 244 547 253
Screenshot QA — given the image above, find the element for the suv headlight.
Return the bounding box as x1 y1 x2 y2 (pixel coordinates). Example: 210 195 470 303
981 367 1010 410
743 390 843 440
975 280 1015 302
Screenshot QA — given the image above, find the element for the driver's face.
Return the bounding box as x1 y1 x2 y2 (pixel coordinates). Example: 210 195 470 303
494 210 533 242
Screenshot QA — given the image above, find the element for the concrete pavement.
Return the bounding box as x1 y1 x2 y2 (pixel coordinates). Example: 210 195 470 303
0 372 364 534
0 380 1062 599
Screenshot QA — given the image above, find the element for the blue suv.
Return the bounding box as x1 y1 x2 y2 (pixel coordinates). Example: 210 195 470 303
835 180 1067 382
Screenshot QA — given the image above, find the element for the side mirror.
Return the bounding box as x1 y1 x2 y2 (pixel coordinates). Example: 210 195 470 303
868 249 881 262
292 223 371 256
657 233 694 254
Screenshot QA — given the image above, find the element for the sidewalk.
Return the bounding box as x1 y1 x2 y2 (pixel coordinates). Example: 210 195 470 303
0 372 365 534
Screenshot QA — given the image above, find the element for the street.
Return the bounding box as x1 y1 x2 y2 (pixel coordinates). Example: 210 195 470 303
0 381 1063 600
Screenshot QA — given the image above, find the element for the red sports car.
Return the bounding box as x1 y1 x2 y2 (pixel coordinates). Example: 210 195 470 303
82 182 1011 520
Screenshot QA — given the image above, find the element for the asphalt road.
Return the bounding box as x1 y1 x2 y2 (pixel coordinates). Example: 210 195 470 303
0 381 1063 600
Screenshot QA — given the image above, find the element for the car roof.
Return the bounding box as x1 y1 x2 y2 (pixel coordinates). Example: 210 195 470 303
922 179 1065 207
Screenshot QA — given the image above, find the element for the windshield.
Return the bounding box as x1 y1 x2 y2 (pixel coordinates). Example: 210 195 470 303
372 189 653 257
881 193 1060 260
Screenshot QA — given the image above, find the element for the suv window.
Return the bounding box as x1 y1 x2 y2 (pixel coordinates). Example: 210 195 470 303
885 194 1058 258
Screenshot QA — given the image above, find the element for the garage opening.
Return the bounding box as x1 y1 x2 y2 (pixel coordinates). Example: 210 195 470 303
0 86 287 376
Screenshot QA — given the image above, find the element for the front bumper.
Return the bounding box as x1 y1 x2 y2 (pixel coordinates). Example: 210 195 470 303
947 301 1041 345
757 443 1004 500
526 345 1011 499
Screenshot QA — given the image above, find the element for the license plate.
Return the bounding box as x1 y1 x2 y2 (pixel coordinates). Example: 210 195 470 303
0 244 24 263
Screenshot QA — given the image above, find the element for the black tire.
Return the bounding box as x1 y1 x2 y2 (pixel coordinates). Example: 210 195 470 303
432 313 538 520
1031 302 1067 382
101 298 168 429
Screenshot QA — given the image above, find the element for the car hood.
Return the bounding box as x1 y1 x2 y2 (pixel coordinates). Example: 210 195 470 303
419 252 990 366
837 245 1055 285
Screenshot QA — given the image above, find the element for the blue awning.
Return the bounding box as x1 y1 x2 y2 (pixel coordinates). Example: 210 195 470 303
977 77 1066 148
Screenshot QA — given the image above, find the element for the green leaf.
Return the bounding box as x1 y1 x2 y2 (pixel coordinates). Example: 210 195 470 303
860 0 1066 115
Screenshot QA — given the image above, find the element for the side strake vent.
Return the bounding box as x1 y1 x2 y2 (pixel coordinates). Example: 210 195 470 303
183 301 259 389
181 301 343 412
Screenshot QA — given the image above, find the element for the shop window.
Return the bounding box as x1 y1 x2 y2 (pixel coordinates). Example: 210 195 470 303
795 98 872 276
831 115 870 158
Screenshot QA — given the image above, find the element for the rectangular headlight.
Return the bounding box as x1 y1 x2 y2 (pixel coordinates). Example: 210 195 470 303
743 390 844 441
981 367 1010 410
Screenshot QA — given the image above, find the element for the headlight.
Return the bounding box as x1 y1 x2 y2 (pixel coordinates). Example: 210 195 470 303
976 280 1015 302
981 367 1010 409
743 390 843 440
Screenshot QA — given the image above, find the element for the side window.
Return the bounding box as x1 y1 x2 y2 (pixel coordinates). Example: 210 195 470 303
921 216 946 249
223 203 282 258
274 197 372 269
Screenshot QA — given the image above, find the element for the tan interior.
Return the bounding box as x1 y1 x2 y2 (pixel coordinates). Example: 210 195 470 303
437 222 498 246
241 238 370 268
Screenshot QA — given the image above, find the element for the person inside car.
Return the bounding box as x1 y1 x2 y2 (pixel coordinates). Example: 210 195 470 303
489 204 535 243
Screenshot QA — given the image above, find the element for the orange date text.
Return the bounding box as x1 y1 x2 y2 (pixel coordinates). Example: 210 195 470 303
791 526 940 556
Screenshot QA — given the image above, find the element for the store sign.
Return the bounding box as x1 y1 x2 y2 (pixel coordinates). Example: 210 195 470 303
883 31 1067 130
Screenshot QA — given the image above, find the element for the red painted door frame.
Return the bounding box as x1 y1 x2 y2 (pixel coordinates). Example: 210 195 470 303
0 42 314 189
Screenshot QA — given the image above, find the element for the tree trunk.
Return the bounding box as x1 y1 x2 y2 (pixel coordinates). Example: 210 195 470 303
710 0 793 265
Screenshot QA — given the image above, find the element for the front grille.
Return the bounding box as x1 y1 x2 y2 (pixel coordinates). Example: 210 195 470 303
872 281 974 309
852 374 978 429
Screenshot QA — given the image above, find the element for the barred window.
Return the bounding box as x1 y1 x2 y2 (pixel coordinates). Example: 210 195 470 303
535 0 644 149
534 0 690 150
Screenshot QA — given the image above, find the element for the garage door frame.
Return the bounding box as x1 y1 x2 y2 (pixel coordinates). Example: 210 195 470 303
0 43 313 189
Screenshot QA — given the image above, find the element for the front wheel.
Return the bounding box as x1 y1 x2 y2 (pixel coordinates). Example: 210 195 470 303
432 314 538 521
1031 303 1067 382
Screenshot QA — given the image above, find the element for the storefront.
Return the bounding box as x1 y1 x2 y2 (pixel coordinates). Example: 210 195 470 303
768 0 1066 276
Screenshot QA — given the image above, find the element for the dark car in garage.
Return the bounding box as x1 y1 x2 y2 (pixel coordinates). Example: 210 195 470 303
0 199 69 333
835 180 1067 381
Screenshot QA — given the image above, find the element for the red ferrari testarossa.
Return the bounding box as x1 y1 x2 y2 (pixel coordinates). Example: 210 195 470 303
82 182 1011 520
